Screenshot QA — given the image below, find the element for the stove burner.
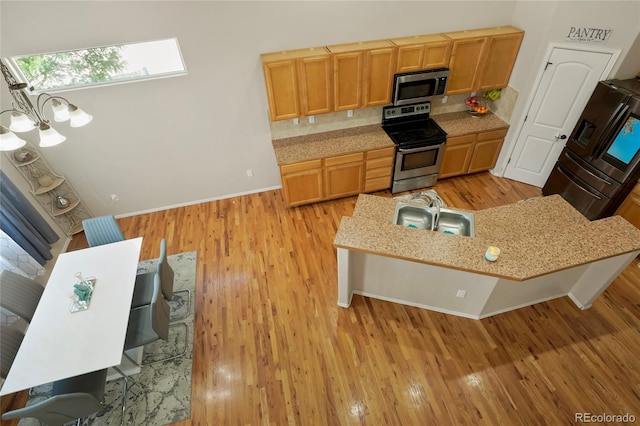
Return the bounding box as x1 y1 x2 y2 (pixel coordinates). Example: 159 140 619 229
381 102 447 147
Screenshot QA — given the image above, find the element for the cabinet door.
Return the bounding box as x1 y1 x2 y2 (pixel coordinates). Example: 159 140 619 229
446 37 486 95
298 55 333 116
615 183 640 229
324 153 364 198
396 45 425 73
280 160 323 206
423 40 452 70
333 52 363 111
439 134 475 178
468 129 506 173
262 60 300 121
364 47 397 106
477 31 524 91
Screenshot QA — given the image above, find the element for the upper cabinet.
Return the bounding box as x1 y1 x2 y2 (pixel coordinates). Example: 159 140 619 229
390 34 452 73
261 47 332 121
327 40 397 110
260 25 523 121
444 26 524 95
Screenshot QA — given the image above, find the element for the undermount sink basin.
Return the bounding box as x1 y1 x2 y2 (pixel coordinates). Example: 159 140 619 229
392 202 475 237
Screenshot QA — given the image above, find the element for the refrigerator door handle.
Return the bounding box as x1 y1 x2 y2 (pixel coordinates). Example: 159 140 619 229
594 103 630 158
562 151 612 186
556 165 603 200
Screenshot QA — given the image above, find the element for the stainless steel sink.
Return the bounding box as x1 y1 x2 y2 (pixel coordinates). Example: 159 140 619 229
392 202 475 237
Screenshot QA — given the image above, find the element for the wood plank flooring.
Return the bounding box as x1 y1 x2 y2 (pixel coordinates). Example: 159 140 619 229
7 172 640 425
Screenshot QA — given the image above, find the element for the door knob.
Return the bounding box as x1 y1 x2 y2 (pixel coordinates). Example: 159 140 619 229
555 133 567 140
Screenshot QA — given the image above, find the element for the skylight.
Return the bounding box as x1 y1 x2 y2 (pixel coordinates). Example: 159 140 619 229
8 38 186 93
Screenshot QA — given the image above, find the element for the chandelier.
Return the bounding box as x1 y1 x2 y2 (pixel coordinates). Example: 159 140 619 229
0 59 92 151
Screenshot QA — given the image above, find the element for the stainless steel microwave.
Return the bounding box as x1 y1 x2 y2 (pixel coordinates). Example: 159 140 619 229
391 68 450 106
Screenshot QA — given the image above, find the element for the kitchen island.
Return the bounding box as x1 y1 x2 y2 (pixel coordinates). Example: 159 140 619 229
333 194 640 319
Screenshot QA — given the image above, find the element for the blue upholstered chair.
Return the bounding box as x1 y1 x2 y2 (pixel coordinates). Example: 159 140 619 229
1 369 109 425
82 215 125 247
0 270 44 324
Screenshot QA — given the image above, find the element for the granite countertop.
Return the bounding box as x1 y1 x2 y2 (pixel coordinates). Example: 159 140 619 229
333 194 640 281
272 111 508 166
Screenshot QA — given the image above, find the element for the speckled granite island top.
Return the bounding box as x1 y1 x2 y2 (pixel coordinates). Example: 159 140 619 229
272 112 508 165
333 194 640 281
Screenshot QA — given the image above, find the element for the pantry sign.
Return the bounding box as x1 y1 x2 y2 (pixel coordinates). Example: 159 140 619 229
566 27 612 43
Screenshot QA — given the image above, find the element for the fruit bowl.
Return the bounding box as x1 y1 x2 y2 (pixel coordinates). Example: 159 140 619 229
468 105 489 117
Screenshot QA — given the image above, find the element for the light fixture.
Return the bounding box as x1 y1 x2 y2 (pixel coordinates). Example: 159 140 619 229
0 59 92 151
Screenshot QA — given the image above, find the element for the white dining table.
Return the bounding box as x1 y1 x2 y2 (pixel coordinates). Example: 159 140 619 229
0 237 143 396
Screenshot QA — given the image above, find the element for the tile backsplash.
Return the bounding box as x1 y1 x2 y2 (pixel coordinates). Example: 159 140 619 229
269 87 518 140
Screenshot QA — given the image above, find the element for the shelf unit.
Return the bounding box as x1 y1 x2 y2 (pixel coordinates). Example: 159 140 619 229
6 143 92 236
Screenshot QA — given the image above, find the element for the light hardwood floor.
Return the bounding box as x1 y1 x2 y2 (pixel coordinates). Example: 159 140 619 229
6 173 640 425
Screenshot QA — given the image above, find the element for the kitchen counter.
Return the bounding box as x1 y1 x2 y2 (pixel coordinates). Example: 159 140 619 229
272 111 508 165
333 194 640 318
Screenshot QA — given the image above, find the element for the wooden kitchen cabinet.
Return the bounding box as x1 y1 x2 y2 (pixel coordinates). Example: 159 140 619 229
616 181 640 229
440 128 508 178
261 47 332 121
328 40 397 110
364 147 395 192
324 152 365 199
280 159 324 206
444 26 523 95
391 34 452 73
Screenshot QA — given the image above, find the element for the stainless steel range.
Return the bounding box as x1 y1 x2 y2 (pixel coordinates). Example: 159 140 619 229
382 102 448 193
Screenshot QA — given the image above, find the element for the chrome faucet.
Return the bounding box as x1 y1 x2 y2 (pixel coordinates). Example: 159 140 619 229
428 199 440 231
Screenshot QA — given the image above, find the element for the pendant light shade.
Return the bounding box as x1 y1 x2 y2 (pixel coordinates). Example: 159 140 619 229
68 104 93 128
9 112 36 132
51 99 71 122
38 123 67 147
0 125 27 151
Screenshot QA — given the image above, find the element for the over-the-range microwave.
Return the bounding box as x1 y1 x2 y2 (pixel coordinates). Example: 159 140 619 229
391 68 450 106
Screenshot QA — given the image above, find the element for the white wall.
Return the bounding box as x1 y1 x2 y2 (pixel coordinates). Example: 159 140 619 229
1 1 638 219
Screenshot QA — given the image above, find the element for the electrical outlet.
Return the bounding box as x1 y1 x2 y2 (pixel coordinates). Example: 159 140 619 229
347 110 354 118
442 96 448 104
308 115 315 124
456 290 466 298
293 118 299 126
110 194 119 202
246 169 253 177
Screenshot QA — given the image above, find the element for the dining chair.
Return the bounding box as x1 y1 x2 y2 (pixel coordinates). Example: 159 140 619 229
131 239 191 321
1 369 109 426
0 270 45 324
125 272 187 366
1 325 24 379
82 215 125 247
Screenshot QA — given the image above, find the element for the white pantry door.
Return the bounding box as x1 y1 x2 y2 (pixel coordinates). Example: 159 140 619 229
504 46 616 187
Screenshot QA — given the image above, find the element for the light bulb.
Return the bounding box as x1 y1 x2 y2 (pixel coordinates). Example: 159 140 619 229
51 99 70 122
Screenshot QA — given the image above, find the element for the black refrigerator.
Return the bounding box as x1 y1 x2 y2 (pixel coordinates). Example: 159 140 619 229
543 78 640 220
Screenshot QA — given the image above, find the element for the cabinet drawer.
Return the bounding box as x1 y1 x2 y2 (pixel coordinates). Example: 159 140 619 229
367 146 396 159
366 156 394 170
365 176 391 192
366 167 392 179
477 128 508 141
280 159 322 174
446 134 476 146
324 152 364 166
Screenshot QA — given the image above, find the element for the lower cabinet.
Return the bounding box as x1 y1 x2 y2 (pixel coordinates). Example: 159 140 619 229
616 181 640 229
440 128 507 179
280 147 395 207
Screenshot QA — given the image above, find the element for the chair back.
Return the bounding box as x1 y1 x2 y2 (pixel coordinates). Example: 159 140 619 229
1 392 104 425
151 273 170 342
82 215 125 247
158 239 175 301
0 270 44 323
1 325 24 379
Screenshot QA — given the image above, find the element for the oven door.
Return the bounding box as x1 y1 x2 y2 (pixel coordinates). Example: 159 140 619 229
394 142 445 181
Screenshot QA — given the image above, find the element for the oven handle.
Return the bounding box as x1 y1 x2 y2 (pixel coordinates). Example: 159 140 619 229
398 143 445 153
